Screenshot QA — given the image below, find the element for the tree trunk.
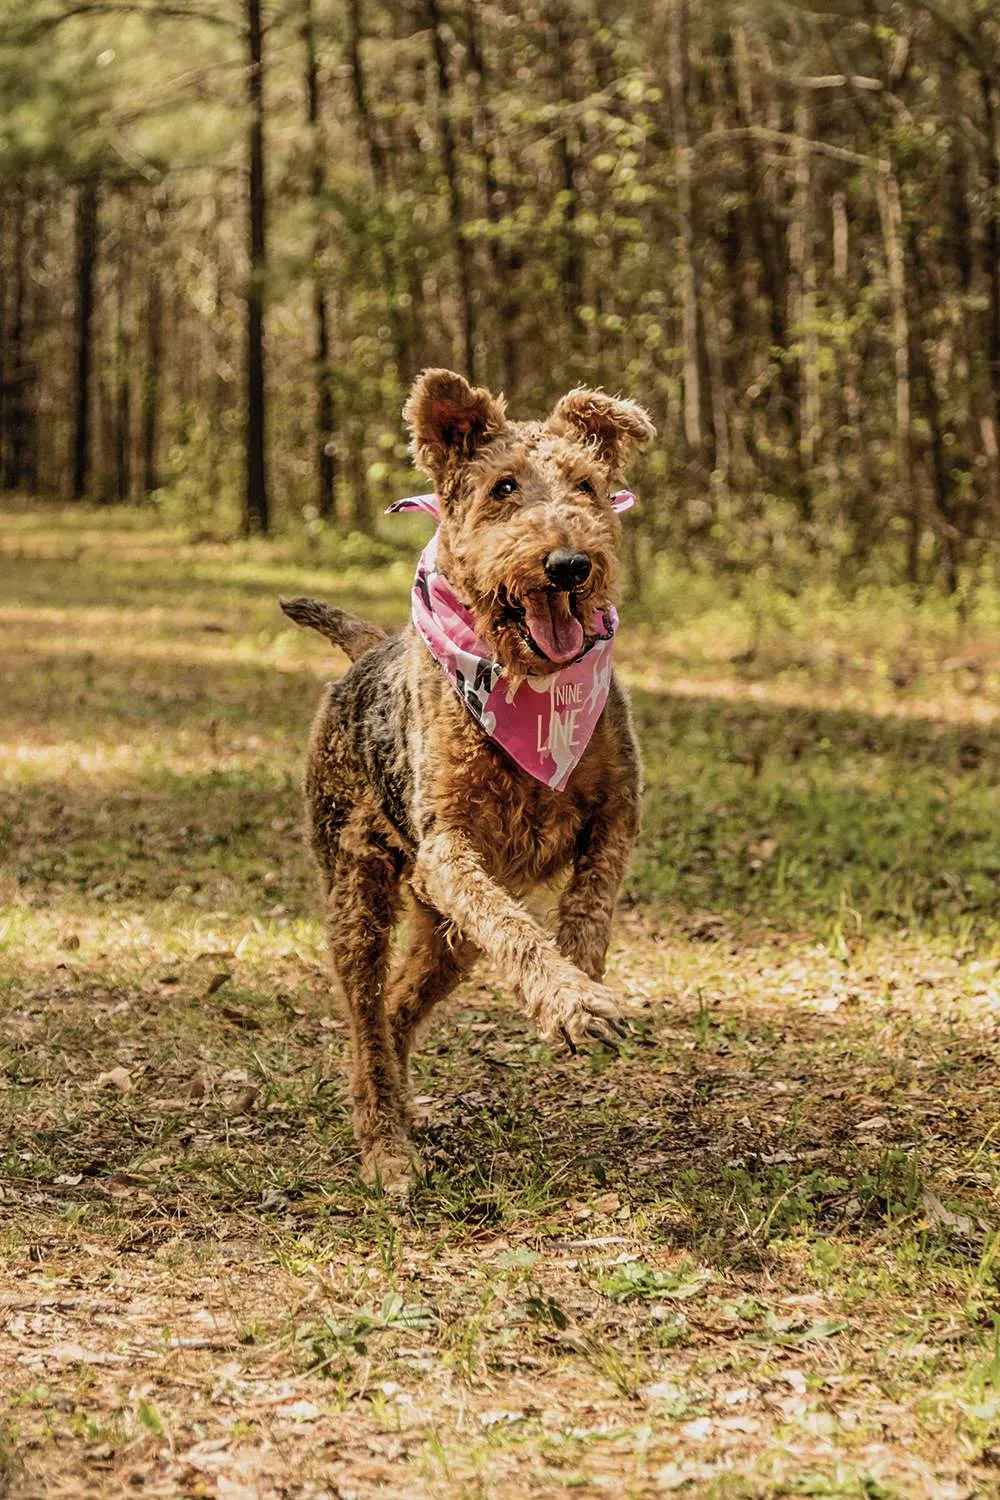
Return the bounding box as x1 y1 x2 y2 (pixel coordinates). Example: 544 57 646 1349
875 168 915 583
667 0 701 459
548 4 582 344
908 225 960 593
303 0 335 519
426 0 476 378
245 0 269 535
115 205 132 503
0 196 7 484
346 0 409 380
464 0 518 392
981 66 1000 438
4 191 27 491
141 192 165 497
23 196 45 494
789 97 819 519
71 180 98 501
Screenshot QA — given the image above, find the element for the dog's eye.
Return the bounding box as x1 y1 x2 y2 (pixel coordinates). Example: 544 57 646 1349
491 477 518 500
575 478 595 496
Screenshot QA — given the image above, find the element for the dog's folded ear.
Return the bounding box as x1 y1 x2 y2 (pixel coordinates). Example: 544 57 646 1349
405 369 508 480
548 389 656 472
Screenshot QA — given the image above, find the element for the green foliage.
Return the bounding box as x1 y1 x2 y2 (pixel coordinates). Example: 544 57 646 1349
0 0 998 586
596 1259 711 1302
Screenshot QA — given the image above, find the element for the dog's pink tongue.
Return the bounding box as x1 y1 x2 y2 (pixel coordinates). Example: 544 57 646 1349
524 593 584 664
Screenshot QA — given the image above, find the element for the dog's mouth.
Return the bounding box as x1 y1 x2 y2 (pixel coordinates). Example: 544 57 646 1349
498 585 586 666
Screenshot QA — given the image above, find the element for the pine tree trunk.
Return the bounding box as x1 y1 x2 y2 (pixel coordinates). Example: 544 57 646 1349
0 197 7 484
668 0 701 459
4 191 27 491
71 180 98 501
303 0 335 519
346 0 409 381
23 196 44 494
245 0 269 535
875 168 915 583
426 0 476 378
789 98 819 520
465 0 518 392
981 67 1000 441
115 207 132 503
141 193 165 497
549 4 582 344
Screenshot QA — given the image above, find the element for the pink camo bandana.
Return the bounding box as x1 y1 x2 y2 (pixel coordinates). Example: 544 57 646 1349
385 490 635 791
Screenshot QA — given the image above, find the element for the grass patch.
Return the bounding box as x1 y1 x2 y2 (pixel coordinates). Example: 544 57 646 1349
1 502 999 1497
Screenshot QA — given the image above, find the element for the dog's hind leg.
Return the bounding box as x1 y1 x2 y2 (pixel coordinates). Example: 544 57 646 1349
325 817 412 1189
386 898 477 1104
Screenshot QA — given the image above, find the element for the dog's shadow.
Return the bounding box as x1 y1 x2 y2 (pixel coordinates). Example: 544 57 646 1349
401 997 992 1270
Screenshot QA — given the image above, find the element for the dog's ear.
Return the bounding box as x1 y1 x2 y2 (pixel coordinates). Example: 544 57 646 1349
404 369 508 481
548 389 655 472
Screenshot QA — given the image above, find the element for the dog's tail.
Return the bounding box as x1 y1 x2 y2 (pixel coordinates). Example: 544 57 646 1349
279 597 388 663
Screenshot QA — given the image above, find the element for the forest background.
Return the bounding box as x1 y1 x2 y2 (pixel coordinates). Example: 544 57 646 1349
3 0 1000 599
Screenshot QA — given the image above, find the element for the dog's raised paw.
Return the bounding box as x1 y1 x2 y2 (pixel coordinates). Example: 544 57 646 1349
535 975 625 1050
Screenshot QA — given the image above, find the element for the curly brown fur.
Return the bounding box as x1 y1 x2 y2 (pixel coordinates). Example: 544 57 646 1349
286 369 654 1190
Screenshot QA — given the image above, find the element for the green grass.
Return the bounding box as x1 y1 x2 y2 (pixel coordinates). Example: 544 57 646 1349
1 502 999 1498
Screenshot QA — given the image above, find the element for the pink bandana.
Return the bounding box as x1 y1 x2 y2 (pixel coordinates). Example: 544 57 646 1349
385 490 635 791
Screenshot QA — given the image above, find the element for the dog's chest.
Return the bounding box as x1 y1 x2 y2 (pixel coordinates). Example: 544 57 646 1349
484 764 583 882
429 728 598 885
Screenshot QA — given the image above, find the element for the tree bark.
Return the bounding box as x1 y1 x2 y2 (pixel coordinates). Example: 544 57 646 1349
549 3 582 342
465 0 518 391
667 0 701 458
141 192 165 497
426 0 476 378
789 96 819 518
115 203 132 503
3 191 27 491
908 223 960 592
23 196 45 494
71 180 99 501
875 168 915 583
346 0 409 380
245 0 269 535
980 66 1000 437
303 0 335 519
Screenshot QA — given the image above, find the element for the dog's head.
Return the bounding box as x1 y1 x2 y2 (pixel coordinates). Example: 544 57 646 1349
404 369 655 678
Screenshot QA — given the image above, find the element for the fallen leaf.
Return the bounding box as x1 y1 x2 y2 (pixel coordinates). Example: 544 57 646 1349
96 1067 133 1093
205 971 231 997
221 1007 261 1031
921 1188 975 1237
856 1115 890 1132
478 1409 524 1427
642 1380 684 1402
277 1399 320 1422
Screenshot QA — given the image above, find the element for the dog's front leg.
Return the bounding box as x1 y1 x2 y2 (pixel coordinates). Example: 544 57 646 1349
411 831 623 1046
557 798 639 981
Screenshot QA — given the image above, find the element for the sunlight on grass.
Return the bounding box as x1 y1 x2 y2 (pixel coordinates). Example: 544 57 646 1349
2 505 1000 1499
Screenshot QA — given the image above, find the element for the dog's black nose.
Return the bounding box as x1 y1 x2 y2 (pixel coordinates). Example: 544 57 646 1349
544 549 591 590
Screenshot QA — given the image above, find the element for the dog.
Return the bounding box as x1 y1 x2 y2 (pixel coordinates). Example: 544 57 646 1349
281 369 654 1190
